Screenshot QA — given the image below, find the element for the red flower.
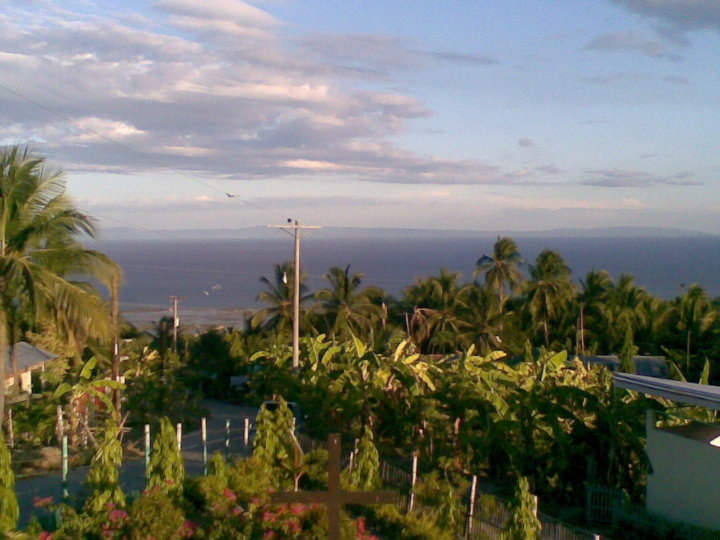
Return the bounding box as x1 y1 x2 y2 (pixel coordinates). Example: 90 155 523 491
109 508 129 522
34 496 54 508
39 533 53 540
223 488 237 502
180 520 198 538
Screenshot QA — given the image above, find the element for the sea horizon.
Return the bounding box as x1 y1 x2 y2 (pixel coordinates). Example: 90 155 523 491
93 233 720 331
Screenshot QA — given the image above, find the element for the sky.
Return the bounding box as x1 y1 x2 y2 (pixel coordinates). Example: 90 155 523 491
0 0 718 234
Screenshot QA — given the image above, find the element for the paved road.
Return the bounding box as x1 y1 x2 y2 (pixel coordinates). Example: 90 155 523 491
14 400 258 528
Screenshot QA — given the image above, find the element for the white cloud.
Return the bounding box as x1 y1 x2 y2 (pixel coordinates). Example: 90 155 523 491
583 30 681 60
580 169 702 188
0 1 505 186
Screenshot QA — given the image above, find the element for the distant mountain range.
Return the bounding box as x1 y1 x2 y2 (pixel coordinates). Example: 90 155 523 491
93 225 718 242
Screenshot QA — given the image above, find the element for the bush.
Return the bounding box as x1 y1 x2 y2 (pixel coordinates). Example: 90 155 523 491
128 487 190 540
147 416 185 498
0 434 19 533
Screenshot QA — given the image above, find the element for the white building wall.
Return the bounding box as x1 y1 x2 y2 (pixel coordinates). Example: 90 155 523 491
646 411 720 530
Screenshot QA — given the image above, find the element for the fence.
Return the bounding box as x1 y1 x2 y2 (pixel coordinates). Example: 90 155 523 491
43 416 600 540
463 491 596 540
585 483 624 525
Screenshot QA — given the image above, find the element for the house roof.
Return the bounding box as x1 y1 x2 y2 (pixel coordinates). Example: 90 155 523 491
5 341 56 374
583 355 669 378
614 373 720 411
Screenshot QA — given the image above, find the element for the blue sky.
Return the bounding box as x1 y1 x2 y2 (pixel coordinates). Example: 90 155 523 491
0 0 718 233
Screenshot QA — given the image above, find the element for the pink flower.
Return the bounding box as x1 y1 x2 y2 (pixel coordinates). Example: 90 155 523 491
109 508 129 522
180 520 198 538
290 504 305 515
223 488 237 502
34 496 54 508
39 532 53 540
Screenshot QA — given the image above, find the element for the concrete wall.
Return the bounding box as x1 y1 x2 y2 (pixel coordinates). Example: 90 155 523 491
646 411 720 530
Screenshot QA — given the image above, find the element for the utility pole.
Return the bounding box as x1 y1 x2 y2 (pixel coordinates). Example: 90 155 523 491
268 219 321 369
170 295 184 354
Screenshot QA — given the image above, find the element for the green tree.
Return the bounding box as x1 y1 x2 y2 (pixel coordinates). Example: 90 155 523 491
523 250 576 347
84 415 126 513
676 284 717 375
54 356 124 447
253 397 297 482
314 265 383 341
474 237 525 309
252 262 312 336
0 145 119 431
503 476 541 540
0 434 18 533
147 416 185 497
345 425 380 490
402 269 466 353
619 325 638 374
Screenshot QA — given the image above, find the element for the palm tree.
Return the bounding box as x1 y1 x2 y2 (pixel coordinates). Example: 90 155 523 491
0 145 119 431
252 262 312 336
676 284 717 374
523 250 576 347
314 265 383 340
457 284 506 354
401 268 466 353
474 237 525 310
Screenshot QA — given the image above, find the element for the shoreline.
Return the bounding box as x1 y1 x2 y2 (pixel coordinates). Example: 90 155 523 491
122 306 254 332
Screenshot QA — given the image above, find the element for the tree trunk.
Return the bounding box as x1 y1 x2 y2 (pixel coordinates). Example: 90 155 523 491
111 275 121 413
0 309 6 432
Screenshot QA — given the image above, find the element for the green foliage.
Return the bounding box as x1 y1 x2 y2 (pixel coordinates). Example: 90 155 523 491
414 470 463 533
344 425 380 490
252 396 297 486
619 325 638 374
360 504 455 540
84 416 125 514
124 347 206 430
127 486 187 540
9 398 57 446
0 434 19 532
504 476 541 540
147 416 185 497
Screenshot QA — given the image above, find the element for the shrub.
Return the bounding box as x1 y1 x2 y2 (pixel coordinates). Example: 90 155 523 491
147 416 185 498
127 486 189 540
84 416 125 514
0 434 19 533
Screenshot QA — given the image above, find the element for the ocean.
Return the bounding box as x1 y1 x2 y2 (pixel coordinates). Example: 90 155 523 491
93 236 720 330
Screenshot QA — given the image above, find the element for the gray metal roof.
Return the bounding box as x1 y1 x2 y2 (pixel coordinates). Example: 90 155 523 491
614 373 720 411
5 341 56 373
583 355 669 378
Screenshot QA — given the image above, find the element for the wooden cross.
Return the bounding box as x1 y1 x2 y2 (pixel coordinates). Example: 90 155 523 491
271 433 397 540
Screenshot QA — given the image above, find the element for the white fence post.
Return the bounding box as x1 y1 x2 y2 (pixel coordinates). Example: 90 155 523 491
407 451 418 512
466 474 477 538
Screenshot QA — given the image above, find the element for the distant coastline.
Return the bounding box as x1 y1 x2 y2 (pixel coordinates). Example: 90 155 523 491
104 232 720 331
95 225 719 242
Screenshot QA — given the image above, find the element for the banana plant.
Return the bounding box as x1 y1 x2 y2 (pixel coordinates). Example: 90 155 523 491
54 356 124 447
